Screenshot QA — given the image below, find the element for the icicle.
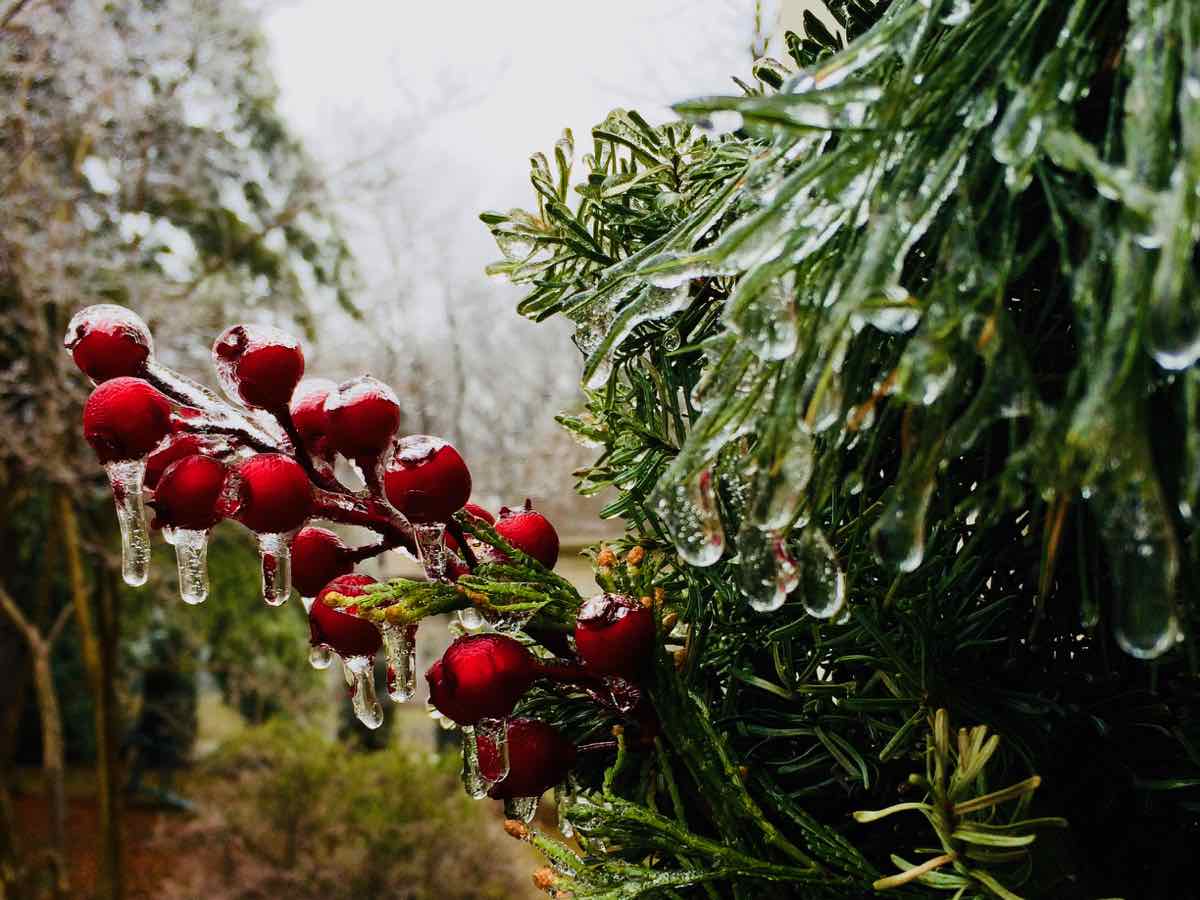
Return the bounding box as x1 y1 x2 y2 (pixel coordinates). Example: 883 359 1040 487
651 467 725 567
458 607 485 631
554 783 576 839
1093 463 1181 659
748 434 814 530
382 623 417 702
309 644 333 670
161 526 178 547
105 459 152 586
478 717 510 785
461 725 489 799
342 655 383 729
504 796 539 824
794 527 847 620
871 476 934 572
737 522 798 613
257 532 292 606
172 527 210 605
414 522 448 580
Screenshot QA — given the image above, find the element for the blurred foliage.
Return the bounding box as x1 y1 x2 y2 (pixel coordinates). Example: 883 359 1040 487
485 0 1200 897
155 720 536 900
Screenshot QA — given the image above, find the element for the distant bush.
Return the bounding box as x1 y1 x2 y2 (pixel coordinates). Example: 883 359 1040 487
157 720 536 899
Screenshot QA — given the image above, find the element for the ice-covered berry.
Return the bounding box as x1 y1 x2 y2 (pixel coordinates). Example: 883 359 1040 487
83 377 173 464
425 634 538 725
383 435 471 523
64 304 153 383
152 455 228 530
310 574 382 658
325 376 402 463
495 500 559 568
575 593 655 678
478 718 576 800
232 453 312 534
145 433 208 489
289 378 338 460
212 324 304 410
292 526 354 597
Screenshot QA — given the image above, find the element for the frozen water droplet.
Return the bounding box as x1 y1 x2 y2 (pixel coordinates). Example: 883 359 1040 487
871 477 934 572
173 527 210 604
461 725 489 799
478 717 510 786
458 607 486 631
749 434 814 530
1147 289 1200 370
992 88 1043 188
105 459 152 586
382 623 417 702
1093 465 1182 659
257 532 293 606
554 782 576 839
651 467 725 567
805 374 844 434
738 523 798 613
794 528 846 619
728 269 799 361
897 336 957 405
309 644 333 670
414 522 448 580
343 655 383 729
856 286 921 334
504 796 539 824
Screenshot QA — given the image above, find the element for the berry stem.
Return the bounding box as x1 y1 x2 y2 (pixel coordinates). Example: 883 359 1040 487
345 537 401 564
271 404 347 494
312 488 417 555
445 518 478 570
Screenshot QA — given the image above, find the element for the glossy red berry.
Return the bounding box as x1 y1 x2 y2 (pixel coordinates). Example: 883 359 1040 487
64 304 153 383
310 574 381 658
478 718 576 800
575 593 656 678
325 376 402 462
495 500 559 568
83 377 173 464
425 634 538 725
289 378 337 460
212 324 304 410
292 526 354 597
152 455 228 530
233 453 312 533
383 435 471 524
144 433 208 489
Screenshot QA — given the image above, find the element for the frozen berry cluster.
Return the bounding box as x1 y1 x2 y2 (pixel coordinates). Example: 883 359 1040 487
68 304 662 822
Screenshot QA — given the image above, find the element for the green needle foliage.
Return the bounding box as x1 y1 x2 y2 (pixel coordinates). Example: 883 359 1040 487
482 1 1200 896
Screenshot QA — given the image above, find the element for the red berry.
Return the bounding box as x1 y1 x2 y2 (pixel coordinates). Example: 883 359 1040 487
292 526 354 597
289 378 337 460
383 435 471 524
575 593 656 678
233 453 312 533
145 433 209 489
212 324 304 410
425 634 538 725
495 500 559 568
310 574 381 658
64 304 153 383
83 377 173 464
325 376 402 462
152 455 228 530
478 718 576 800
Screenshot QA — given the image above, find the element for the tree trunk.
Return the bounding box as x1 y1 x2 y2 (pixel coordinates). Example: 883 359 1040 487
58 493 123 900
30 639 69 895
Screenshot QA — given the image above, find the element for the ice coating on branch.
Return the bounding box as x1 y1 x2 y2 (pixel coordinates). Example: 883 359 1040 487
727 269 799 361
342 655 383 729
64 304 153 383
383 623 418 702
477 717 510 786
172 528 211 605
748 435 814 531
794 527 846 620
503 796 538 824
650 467 725 567
257 532 293 606
106 460 152 586
289 378 338 460
413 522 448 580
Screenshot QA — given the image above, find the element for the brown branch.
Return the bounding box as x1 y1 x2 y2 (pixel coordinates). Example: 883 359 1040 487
0 0 34 31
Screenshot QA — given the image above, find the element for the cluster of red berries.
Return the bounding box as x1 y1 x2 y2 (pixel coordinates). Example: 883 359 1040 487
68 303 659 819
